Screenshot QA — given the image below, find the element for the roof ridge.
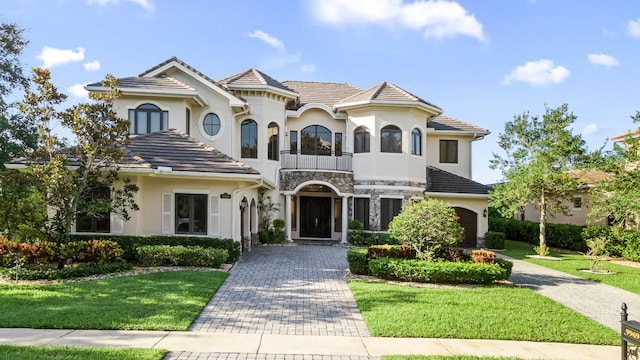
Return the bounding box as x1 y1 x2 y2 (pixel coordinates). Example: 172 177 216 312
431 115 490 133
282 80 360 87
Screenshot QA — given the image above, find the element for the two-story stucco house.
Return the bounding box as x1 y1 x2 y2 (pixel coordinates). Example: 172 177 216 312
82 57 490 249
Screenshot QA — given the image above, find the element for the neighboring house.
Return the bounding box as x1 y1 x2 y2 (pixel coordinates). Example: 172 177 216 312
18 57 491 249
518 169 610 227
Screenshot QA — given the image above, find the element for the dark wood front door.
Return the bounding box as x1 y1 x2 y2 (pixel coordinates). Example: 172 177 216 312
300 196 332 238
454 207 478 248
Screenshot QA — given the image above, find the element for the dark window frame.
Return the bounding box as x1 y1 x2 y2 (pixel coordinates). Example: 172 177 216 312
380 198 402 231
290 130 298 153
301 125 332 155
241 119 258 158
439 139 458 164
381 125 402 153
354 197 370 230
268 122 279 161
175 193 208 235
76 187 111 233
128 103 168 135
354 127 370 153
203 113 221 136
411 128 422 155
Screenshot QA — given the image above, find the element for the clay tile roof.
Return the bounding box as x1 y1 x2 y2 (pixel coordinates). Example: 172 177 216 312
219 68 295 93
428 115 489 134
426 166 489 195
86 76 195 91
126 129 259 174
336 81 442 111
281 81 363 108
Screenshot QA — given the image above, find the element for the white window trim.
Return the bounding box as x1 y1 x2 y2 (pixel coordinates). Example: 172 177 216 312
198 112 224 140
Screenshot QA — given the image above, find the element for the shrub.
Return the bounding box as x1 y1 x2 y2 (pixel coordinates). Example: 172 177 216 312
368 244 416 259
388 198 463 260
471 249 496 264
489 218 587 252
69 234 240 263
484 231 506 249
0 261 133 281
347 248 369 275
137 245 228 268
369 258 508 284
494 258 513 277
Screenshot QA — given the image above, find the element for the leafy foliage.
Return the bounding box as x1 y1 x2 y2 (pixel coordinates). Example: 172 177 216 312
387 198 463 260
0 261 132 281
368 258 509 284
136 245 228 268
484 231 506 249
18 68 138 243
346 248 369 275
367 244 416 259
490 217 587 252
489 104 588 255
0 170 47 240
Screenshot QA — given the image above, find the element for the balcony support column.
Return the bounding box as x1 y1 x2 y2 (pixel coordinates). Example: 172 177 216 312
341 195 349 244
285 193 292 242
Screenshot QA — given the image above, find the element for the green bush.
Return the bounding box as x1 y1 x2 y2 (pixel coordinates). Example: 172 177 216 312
347 230 399 246
0 261 132 280
484 231 506 249
368 244 416 259
369 258 508 284
489 218 587 252
494 258 513 277
136 245 228 268
347 248 369 275
388 198 463 260
69 234 240 263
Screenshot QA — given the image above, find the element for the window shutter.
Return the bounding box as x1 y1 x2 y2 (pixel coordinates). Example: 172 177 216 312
111 214 124 234
162 193 173 234
209 195 220 236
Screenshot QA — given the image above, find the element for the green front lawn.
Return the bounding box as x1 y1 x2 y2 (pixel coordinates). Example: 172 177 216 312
0 270 227 330
0 345 166 360
502 240 640 294
349 281 618 345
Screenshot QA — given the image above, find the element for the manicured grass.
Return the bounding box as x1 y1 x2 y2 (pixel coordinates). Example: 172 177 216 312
502 240 640 294
0 270 227 330
0 345 166 360
349 281 619 345
384 356 524 360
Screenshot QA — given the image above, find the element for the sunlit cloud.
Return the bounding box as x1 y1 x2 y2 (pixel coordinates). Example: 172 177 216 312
312 0 485 41
502 59 570 86
247 30 285 53
87 0 154 11
36 46 85 68
627 18 640 38
83 60 101 71
587 53 620 68
68 83 90 100
582 123 598 136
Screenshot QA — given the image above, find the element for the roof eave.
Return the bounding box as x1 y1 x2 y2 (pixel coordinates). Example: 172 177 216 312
426 128 491 138
85 85 209 107
334 100 442 115
223 84 299 99
424 191 488 199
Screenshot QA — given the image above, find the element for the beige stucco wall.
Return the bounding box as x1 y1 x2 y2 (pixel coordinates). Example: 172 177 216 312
425 131 473 179
521 193 608 227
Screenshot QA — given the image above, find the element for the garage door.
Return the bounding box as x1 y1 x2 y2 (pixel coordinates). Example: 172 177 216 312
454 207 477 248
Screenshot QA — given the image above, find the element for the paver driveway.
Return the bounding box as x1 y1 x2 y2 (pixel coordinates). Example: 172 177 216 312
190 245 370 337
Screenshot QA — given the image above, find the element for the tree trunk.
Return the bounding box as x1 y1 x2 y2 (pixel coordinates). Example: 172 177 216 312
539 193 547 249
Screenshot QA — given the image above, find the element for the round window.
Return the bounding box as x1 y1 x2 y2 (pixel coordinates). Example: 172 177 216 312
203 113 221 136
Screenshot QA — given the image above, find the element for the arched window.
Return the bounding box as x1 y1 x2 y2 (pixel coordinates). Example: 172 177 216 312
241 120 258 158
128 103 168 135
301 125 332 155
411 128 422 155
203 113 221 136
268 122 279 161
353 126 370 153
381 125 402 153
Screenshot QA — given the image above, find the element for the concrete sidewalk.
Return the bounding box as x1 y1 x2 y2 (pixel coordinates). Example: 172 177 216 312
0 328 619 359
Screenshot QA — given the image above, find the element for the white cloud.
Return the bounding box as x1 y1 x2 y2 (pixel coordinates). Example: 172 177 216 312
300 64 317 73
582 123 598 136
502 59 570 86
312 0 485 41
68 83 89 100
247 30 285 52
36 46 85 68
83 60 101 71
87 0 154 11
628 18 640 38
587 53 619 68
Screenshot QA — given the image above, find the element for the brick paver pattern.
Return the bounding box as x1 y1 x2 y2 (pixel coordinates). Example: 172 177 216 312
190 245 370 337
164 353 379 360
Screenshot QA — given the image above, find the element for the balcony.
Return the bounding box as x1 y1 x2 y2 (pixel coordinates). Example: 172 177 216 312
280 150 353 172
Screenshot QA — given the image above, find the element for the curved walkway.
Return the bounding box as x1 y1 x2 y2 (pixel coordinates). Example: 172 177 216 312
190 245 370 337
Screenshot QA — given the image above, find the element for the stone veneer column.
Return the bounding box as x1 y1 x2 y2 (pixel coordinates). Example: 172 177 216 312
285 194 292 242
341 196 348 244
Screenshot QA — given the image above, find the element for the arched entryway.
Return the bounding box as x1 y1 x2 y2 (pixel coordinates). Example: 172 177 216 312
454 207 478 248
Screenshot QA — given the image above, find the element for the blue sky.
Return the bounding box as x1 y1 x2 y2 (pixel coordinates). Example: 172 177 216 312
4 0 640 184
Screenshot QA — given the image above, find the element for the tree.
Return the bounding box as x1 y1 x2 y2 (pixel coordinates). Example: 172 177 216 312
0 22 36 166
388 198 463 260
489 104 588 255
18 68 138 243
588 112 640 228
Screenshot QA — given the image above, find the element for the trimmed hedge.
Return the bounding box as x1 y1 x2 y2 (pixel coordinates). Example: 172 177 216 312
69 234 240 263
489 217 587 252
0 261 133 281
369 258 508 284
347 248 369 275
347 231 399 246
484 231 506 249
368 244 416 259
495 258 513 277
137 245 228 268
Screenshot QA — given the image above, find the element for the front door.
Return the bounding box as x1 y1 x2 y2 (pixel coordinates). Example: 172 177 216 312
300 196 332 238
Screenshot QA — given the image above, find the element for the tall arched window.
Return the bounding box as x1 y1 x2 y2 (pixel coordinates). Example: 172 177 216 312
411 128 422 155
268 122 279 161
128 103 168 135
301 125 332 155
381 125 402 153
241 120 258 158
353 126 370 153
